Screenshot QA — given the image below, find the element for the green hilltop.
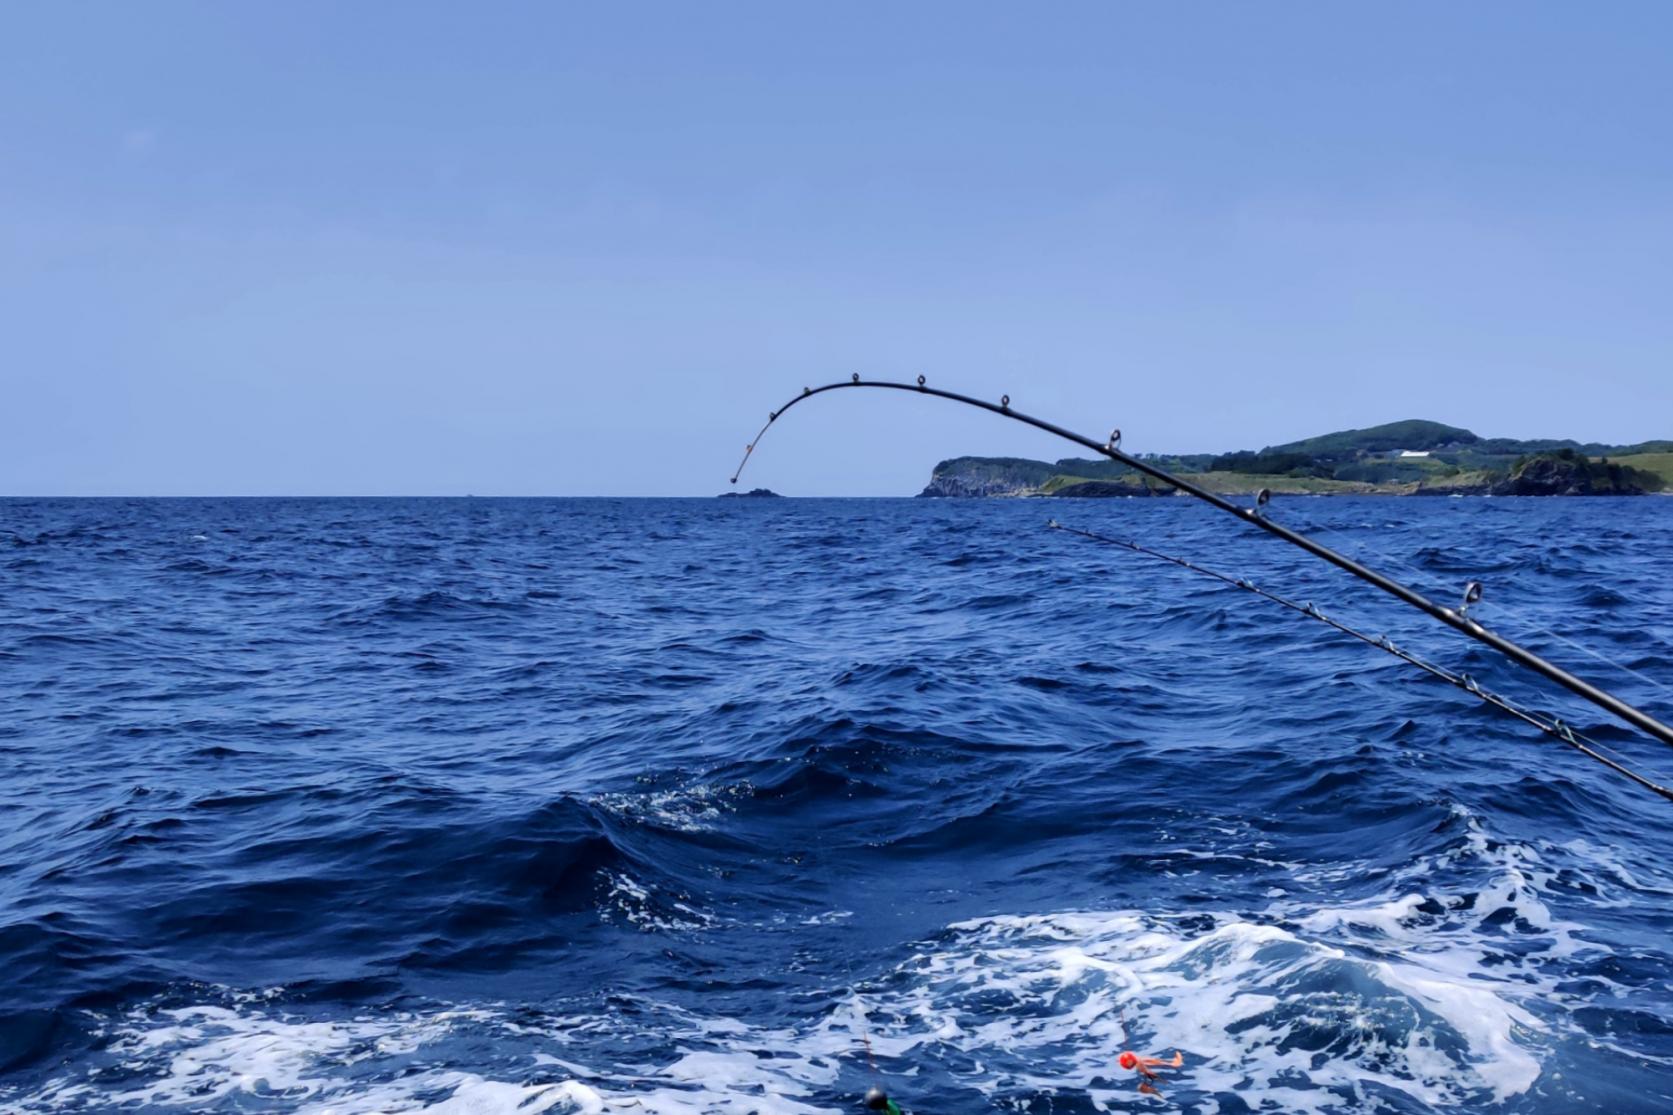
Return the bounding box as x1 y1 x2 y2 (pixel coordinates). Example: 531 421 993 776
1266 419 1477 456
921 421 1673 498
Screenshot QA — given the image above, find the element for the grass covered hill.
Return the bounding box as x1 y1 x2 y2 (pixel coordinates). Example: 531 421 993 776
920 421 1673 498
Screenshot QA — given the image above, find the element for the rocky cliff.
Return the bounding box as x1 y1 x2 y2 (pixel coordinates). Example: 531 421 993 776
918 457 1057 497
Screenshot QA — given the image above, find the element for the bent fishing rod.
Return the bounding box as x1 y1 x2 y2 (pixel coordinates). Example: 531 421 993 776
732 377 1673 754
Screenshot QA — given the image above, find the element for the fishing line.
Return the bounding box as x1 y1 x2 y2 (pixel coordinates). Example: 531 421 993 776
732 377 1673 758
1278 513 1673 701
804 757 890 1107
1049 520 1673 803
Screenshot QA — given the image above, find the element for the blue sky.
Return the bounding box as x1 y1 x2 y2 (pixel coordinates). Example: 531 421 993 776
4 3 1671 495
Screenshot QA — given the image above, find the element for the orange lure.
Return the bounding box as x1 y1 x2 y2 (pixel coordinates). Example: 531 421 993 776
1117 1049 1184 1096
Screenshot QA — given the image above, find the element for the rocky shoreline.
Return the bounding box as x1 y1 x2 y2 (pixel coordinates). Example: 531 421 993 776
920 449 1666 499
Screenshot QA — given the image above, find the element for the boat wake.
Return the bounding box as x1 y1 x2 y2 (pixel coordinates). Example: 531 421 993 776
8 808 1632 1115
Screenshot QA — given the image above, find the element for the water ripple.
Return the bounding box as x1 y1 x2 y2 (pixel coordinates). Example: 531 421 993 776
1 495 1671 1112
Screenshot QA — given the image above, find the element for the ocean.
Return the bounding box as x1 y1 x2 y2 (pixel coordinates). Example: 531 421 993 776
2 495 1670 1114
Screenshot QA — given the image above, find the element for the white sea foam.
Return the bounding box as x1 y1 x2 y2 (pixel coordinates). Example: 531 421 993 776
869 909 1543 1112
601 870 715 932
9 1000 837 1114
1559 836 1673 901
592 783 750 834
7 808 1629 1114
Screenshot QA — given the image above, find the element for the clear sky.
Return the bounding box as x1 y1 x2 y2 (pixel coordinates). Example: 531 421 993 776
5 3 1671 496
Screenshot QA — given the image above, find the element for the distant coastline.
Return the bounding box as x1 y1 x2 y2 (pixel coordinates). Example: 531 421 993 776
920 419 1673 498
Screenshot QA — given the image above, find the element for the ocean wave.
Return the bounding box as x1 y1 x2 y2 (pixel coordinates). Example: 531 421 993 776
0 848 1594 1115
3 496 1671 1112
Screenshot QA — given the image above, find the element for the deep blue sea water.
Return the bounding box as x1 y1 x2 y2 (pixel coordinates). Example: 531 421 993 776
2 495 1671 1114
